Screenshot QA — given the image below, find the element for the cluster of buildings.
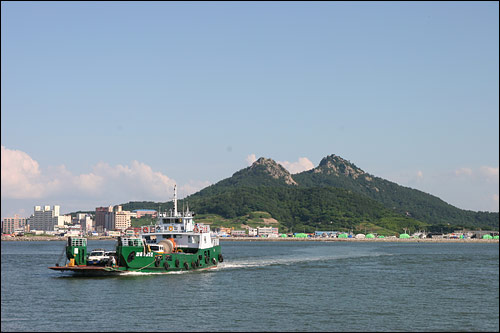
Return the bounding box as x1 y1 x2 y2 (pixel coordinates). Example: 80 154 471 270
3 207 497 240
1 205 158 236
216 226 280 237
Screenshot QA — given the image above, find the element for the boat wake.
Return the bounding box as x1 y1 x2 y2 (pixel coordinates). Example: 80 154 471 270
217 252 392 270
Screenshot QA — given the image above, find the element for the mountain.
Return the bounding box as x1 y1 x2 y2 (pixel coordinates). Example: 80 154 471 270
119 154 498 233
293 154 498 228
195 157 296 197
183 154 498 232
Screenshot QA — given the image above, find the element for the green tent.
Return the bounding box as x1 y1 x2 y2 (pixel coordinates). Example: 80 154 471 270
366 233 375 238
482 234 493 239
494 235 499 239
377 235 385 238
399 233 410 239
338 233 348 238
280 234 288 238
294 233 308 238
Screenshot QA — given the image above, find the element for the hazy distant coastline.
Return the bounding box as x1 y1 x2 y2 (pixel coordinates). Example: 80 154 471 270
2 235 498 243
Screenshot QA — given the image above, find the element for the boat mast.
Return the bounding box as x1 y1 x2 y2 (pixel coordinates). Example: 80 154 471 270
173 184 178 216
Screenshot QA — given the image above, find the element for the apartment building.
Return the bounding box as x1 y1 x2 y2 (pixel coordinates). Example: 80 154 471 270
95 206 113 233
95 205 132 232
30 205 64 231
1 215 27 234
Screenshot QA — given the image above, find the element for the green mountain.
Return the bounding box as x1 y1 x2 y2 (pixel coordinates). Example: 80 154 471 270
293 154 499 229
196 157 297 197
121 154 498 234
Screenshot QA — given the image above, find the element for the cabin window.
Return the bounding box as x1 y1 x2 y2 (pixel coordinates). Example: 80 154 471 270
188 236 199 243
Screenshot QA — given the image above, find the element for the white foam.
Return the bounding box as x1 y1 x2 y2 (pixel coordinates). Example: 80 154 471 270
217 252 392 270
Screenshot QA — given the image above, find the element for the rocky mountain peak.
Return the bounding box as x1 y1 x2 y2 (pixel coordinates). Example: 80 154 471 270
251 157 297 185
314 154 365 179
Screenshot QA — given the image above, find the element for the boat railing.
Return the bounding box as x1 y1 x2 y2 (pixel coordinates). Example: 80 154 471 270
69 237 87 247
121 238 144 247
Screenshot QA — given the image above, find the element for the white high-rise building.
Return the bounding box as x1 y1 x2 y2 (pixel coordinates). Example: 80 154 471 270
30 205 63 231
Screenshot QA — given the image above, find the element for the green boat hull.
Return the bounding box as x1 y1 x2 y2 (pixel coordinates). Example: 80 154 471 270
50 237 222 275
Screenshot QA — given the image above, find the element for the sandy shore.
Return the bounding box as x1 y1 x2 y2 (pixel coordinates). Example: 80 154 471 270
2 235 497 243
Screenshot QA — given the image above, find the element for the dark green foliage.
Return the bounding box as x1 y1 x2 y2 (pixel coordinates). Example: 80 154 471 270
294 167 498 229
79 154 498 233
186 154 498 231
121 201 172 212
130 216 156 228
185 186 428 233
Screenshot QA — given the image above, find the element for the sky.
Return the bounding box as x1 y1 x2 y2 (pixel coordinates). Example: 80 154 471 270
1 1 499 219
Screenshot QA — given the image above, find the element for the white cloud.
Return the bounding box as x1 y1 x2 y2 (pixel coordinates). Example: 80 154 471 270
1 145 44 198
455 167 473 176
480 166 499 182
1 146 210 216
278 157 315 174
246 154 257 165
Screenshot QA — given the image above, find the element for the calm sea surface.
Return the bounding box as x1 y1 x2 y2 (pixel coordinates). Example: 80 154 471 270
1 240 498 332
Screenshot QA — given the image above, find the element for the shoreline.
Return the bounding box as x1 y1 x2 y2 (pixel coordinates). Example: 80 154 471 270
2 235 498 243
1 236 115 242
221 237 499 243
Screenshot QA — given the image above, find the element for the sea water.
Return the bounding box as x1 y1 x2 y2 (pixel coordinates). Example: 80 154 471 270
1 240 498 331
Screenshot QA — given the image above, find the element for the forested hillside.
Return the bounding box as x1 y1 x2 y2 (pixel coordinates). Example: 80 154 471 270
119 154 498 234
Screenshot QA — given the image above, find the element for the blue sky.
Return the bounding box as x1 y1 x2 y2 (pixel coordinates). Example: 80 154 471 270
2 1 499 218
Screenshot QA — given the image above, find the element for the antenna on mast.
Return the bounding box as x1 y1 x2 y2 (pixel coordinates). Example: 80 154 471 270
173 185 178 216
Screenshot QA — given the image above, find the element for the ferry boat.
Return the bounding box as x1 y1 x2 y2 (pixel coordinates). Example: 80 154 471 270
49 185 222 275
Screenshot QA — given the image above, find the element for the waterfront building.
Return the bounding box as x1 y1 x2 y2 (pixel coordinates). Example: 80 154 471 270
74 213 94 234
232 230 247 237
133 209 157 218
95 205 132 232
113 206 132 231
95 206 113 233
257 226 279 237
314 231 338 237
219 227 234 235
1 215 27 234
248 228 257 237
30 205 64 232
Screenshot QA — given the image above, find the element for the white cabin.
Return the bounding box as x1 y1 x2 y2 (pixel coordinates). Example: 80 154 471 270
140 185 219 250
